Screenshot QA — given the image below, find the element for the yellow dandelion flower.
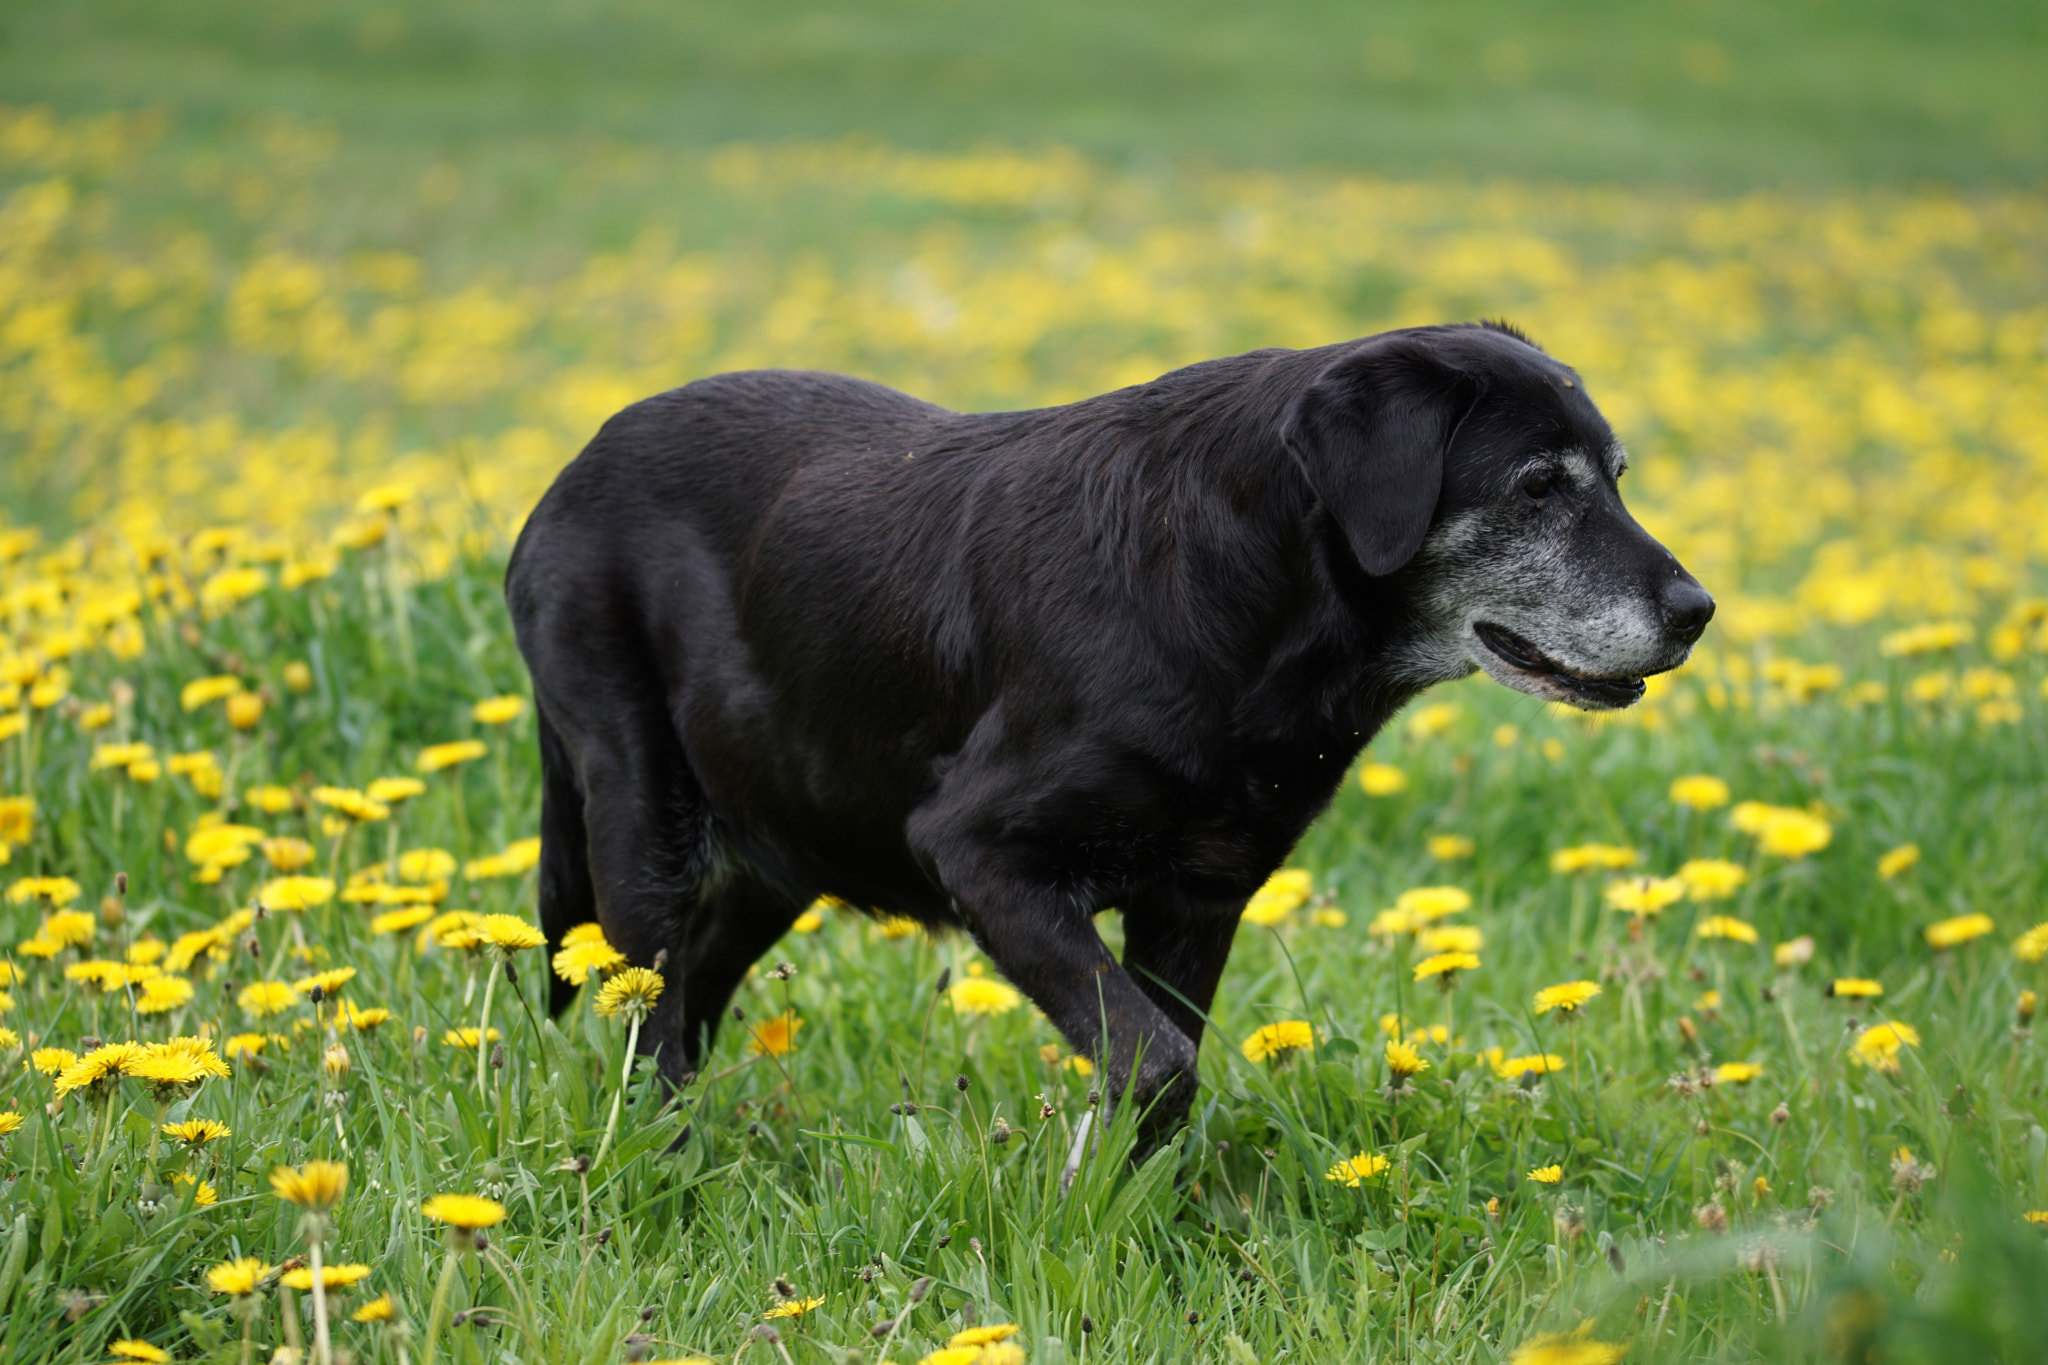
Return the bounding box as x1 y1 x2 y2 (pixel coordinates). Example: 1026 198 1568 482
54 1042 143 1097
0 795 33 844
1828 977 1883 998
1925 913 1994 949
1753 808 1832 859
1323 1151 1391 1188
1359 762 1407 795
164 1118 231 1146
441 1027 502 1049
224 1033 268 1059
1526 1164 1563 1184
353 1295 396 1322
246 785 297 815
1769 941 1818 970
336 1001 392 1031
179 675 243 711
1670 774 1731 810
107 1341 170 1363
282 1264 372 1291
371 905 436 934
1396 886 1471 920
1549 844 1637 874
1604 876 1686 915
594 967 665 1021
1534 980 1601 1015
946 1324 1020 1350
396 847 456 881
473 695 525 724
1427 834 1475 861
1407 702 1460 738
0 1111 22 1136
1419 924 1483 953
1850 1021 1920 1073
948 977 1022 1015
746 1009 805 1056
1507 1331 1629 1365
1676 858 1747 901
1713 1062 1763 1084
1413 950 1479 984
1384 1038 1430 1077
1877 843 1921 879
1494 1052 1567 1079
416 740 488 773
126 1037 231 1087
763 1296 823 1320
367 776 427 805
32 1046 77 1075
1697 915 1760 944
562 921 609 947
311 786 391 822
271 1159 349 1210
1240 1020 1315 1063
479 914 546 951
174 1172 219 1205
421 1193 507 1228
136 975 195 1013
463 837 541 879
292 966 357 996
11 877 85 909
206 1256 272 1295
2013 923 2048 964
258 876 336 912
1242 868 1312 925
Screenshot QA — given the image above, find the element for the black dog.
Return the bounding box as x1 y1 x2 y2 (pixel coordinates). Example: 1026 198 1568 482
506 322 1711 1140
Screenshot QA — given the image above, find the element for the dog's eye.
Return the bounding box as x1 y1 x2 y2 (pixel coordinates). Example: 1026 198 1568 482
1520 470 1557 501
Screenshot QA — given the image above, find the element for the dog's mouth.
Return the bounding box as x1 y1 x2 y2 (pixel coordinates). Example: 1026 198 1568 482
1471 621 1647 709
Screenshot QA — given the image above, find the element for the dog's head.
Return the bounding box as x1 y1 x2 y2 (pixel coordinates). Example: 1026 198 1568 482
1281 322 1713 710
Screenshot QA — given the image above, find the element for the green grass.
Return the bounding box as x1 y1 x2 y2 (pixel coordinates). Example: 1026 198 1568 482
1 0 2043 185
1 549 2045 1364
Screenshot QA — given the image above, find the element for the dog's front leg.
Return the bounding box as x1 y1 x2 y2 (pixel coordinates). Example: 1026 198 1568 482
923 850 1201 1150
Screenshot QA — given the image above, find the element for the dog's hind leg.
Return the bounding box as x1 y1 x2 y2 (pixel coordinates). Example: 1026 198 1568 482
536 705 596 1017
666 872 807 1073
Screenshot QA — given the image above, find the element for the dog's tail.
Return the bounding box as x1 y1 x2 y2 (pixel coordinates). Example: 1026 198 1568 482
536 704 595 1016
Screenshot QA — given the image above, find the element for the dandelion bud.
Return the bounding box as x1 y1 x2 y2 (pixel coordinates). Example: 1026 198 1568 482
935 1234 951 1249
754 1326 782 1347
596 1227 613 1246
1696 1119 1712 1136
490 1042 506 1070
935 967 951 994
1237 1268 1256 1283
871 1320 896 1338
2021 990 2038 1025
308 984 326 1005
1186 1311 1200 1325
1677 1016 1698 1045
1087 1090 1100 1108
1039 1101 1055 1121
247 935 261 958
955 1073 970 1092
870 1253 883 1267
774 1277 796 1299
80 1036 103 1052
991 1118 1011 1145
909 1276 933 1303
568 1154 591 1174
623 1334 651 1362
1770 1103 1791 1126
115 870 129 896
1694 1201 1728 1234
639 1305 657 1322
1081 1315 1095 1334
452 1311 470 1328
473 1231 489 1252
731 1004 745 1022
503 960 518 984
1602 1234 1626 1275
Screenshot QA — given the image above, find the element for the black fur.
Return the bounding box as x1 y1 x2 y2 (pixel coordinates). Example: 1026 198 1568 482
506 322 1704 1141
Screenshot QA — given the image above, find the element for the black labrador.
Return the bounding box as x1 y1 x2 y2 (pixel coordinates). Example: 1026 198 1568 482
506 322 1712 1141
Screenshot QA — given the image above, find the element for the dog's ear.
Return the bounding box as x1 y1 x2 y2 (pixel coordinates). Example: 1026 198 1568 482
1280 334 1475 576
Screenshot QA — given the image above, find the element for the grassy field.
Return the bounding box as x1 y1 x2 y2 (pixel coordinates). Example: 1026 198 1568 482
3 5 2048 1361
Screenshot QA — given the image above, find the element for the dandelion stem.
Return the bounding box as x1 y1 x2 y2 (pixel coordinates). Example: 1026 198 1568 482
419 1246 462 1365
308 1232 334 1365
474 958 499 1097
593 1012 643 1169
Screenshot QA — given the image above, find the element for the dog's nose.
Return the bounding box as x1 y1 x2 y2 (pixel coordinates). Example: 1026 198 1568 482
1660 577 1715 643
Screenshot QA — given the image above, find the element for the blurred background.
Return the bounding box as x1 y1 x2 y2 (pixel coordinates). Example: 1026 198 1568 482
1 0 2044 634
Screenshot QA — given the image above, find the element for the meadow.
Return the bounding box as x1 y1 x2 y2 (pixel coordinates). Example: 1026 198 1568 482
2 90 2048 1365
